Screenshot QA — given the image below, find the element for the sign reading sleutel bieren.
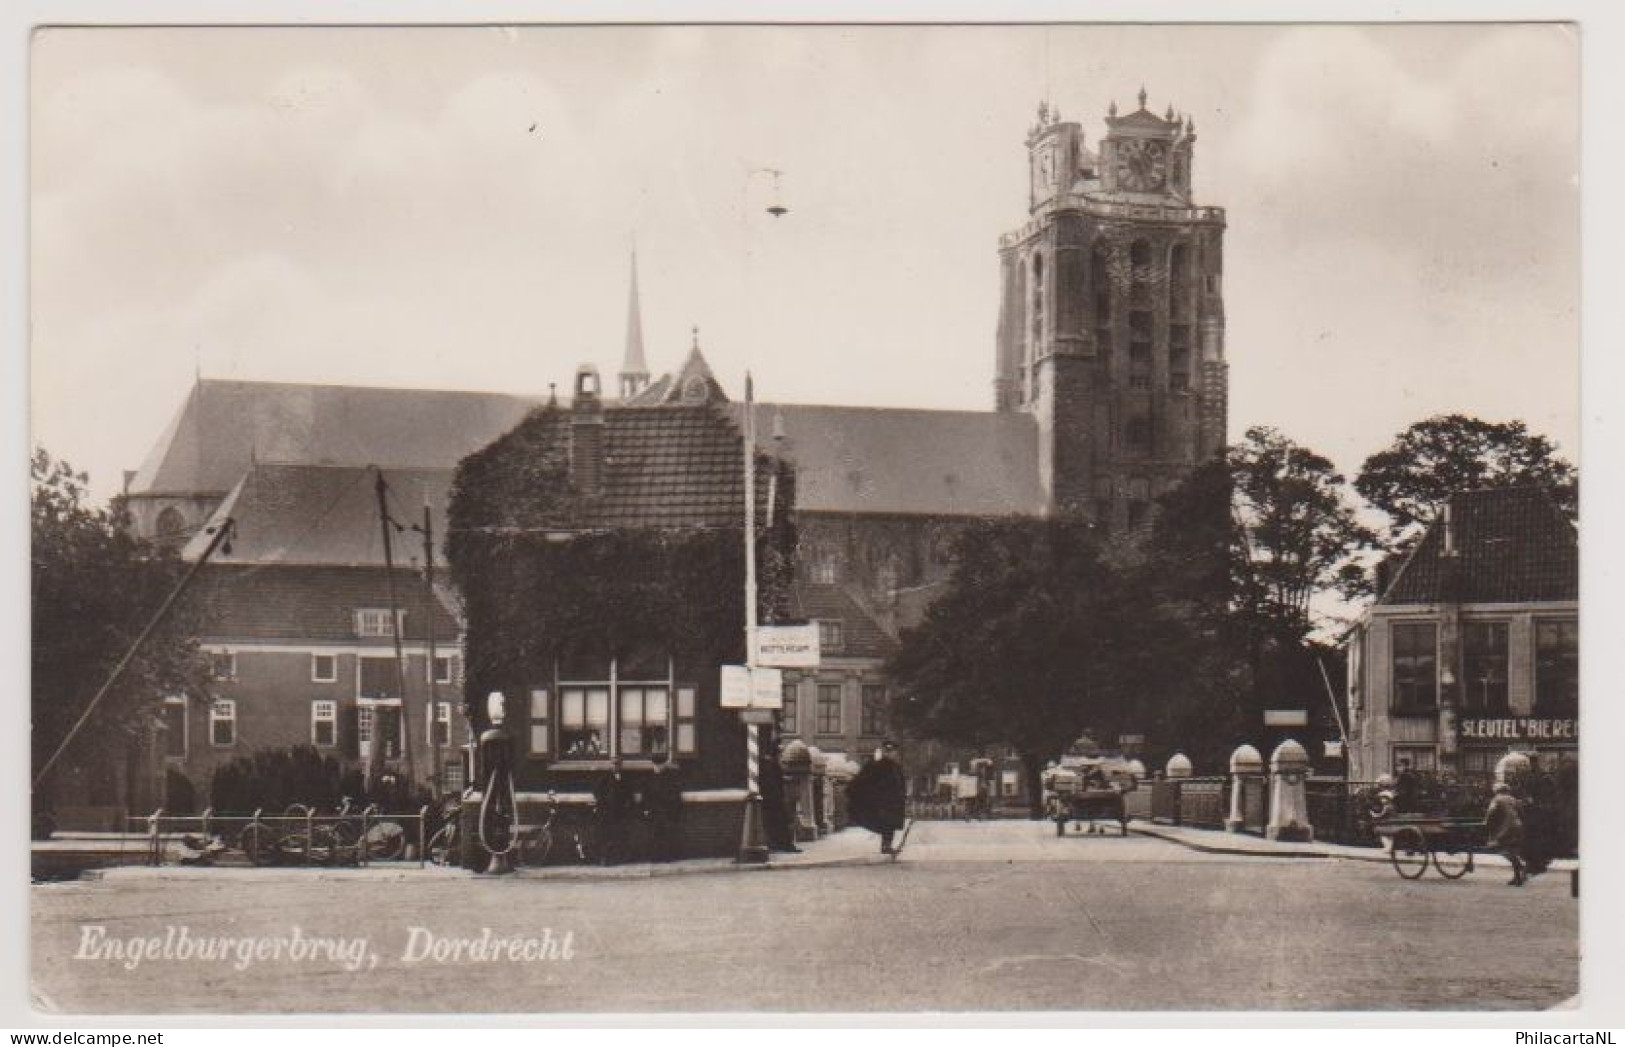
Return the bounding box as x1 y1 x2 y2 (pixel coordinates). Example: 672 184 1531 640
1457 717 1578 742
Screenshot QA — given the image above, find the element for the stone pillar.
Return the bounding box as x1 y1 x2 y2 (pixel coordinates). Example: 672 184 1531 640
1267 739 1313 843
1165 753 1193 779
781 740 816 842
1226 744 1263 833
808 746 829 838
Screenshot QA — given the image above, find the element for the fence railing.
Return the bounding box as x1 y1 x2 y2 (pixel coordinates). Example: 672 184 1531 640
122 805 434 868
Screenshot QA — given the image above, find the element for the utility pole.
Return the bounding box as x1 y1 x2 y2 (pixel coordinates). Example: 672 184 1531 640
737 372 769 864
374 470 416 793
421 502 443 802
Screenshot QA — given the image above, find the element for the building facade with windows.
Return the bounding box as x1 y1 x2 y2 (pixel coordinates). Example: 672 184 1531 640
115 94 1231 813
1345 487 1579 782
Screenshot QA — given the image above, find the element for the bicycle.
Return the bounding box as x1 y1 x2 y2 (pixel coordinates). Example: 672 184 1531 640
516 792 589 868
426 798 464 867
327 799 407 864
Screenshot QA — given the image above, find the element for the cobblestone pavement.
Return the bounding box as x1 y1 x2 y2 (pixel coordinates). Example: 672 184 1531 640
30 820 1577 1015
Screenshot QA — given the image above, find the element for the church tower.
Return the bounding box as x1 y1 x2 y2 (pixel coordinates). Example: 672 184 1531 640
994 92 1229 530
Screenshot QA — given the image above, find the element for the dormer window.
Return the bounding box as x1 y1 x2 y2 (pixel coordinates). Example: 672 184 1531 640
355 608 405 638
817 619 844 652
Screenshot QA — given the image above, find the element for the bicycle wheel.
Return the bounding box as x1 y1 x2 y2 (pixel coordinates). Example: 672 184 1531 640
317 823 358 866
426 825 458 866
1433 838 1473 879
518 830 554 869
239 823 279 867
1390 827 1430 879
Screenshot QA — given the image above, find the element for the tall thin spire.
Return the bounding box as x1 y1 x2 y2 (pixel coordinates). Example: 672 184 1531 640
619 245 649 400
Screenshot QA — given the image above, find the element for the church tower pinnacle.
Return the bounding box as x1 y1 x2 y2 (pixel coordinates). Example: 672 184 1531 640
619 247 650 401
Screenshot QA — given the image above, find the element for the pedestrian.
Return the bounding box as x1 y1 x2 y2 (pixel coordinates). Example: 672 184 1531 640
592 756 634 865
642 752 685 863
1393 757 1420 815
759 739 801 853
847 739 908 855
1484 782 1526 886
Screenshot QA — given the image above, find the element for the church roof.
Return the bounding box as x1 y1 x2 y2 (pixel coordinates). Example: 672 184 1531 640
130 379 540 498
735 403 1044 518
181 462 454 568
1378 487 1578 606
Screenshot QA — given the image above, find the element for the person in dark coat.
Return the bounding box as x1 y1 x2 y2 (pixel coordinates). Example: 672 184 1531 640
847 740 908 854
1484 782 1526 886
759 739 801 853
643 752 685 863
1393 758 1420 814
592 757 635 865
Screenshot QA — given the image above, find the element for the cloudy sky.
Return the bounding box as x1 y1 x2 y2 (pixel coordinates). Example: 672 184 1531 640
30 23 1578 504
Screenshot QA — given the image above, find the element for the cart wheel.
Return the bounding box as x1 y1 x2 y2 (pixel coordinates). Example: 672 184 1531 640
1433 841 1472 879
1390 827 1429 879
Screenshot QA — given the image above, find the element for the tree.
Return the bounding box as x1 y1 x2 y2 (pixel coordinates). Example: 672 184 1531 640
1229 426 1380 635
31 449 203 811
887 518 1163 815
1355 414 1577 544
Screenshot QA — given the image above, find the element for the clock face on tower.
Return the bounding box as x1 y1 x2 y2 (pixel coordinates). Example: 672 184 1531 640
1114 139 1168 192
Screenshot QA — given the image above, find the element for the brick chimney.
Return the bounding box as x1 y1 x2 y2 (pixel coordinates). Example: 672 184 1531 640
570 364 605 496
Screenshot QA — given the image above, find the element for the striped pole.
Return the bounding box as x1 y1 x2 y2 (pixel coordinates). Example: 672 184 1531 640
747 724 761 798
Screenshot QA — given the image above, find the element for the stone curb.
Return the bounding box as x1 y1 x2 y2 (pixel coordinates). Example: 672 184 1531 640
1130 821 1577 873
73 850 890 885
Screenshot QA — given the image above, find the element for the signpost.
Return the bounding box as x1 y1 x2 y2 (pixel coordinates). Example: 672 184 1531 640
1263 709 1308 728
721 665 784 710
753 624 820 668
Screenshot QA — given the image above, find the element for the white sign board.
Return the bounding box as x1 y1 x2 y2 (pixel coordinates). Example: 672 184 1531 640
753 624 821 668
720 665 752 709
1264 709 1309 727
720 665 784 710
750 666 783 709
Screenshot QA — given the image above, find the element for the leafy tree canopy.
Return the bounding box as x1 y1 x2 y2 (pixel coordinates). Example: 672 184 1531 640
1355 414 1577 543
31 449 203 800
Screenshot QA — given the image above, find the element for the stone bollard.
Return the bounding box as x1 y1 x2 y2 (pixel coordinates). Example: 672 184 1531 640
781 739 817 842
807 746 829 837
1226 744 1264 833
824 756 858 831
1267 738 1314 843
1165 753 1193 779
1126 759 1147 782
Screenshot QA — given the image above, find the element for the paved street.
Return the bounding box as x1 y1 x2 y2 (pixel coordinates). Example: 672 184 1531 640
31 820 1577 1014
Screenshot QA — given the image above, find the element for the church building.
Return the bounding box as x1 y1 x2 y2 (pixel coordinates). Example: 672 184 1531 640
108 94 1231 827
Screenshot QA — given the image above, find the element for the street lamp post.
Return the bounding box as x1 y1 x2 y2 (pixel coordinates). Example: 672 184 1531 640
737 371 770 864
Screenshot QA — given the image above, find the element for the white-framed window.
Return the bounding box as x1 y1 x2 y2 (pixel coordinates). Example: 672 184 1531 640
358 706 374 747
311 653 337 683
618 686 670 757
559 687 610 758
426 700 453 747
817 619 843 653
430 654 461 685
354 608 405 638
443 757 466 793
210 699 237 747
817 683 843 735
160 695 188 759
209 651 236 681
311 700 337 747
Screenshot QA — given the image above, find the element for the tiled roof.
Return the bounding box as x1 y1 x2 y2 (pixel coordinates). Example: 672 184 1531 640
130 379 539 497
457 404 781 531
734 403 1044 517
182 463 454 567
190 564 462 645
1379 487 1578 606
789 582 897 659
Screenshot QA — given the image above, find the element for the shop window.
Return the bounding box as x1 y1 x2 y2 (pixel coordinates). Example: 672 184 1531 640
618 686 670 757
311 700 337 747
1534 619 1578 717
1392 746 1437 773
311 654 337 683
861 685 887 737
210 700 237 747
1390 622 1438 711
1459 748 1500 781
529 688 551 756
160 695 187 758
354 608 404 638
817 684 843 735
780 682 799 736
1462 621 1509 712
560 687 610 758
426 701 453 748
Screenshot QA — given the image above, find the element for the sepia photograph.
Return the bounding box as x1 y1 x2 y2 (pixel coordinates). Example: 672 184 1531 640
22 18 1597 1019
